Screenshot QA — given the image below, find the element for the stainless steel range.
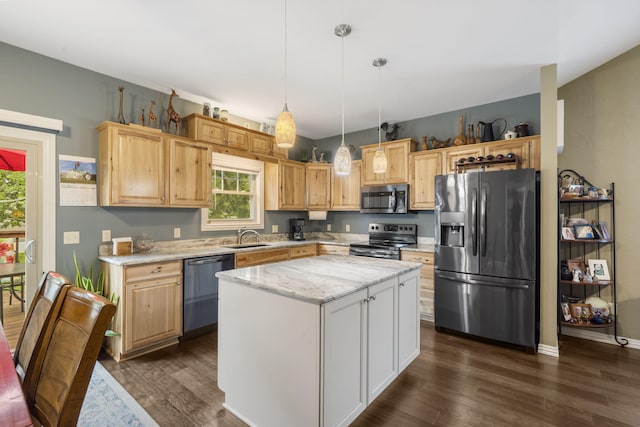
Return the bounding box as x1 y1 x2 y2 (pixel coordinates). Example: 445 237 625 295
349 223 418 260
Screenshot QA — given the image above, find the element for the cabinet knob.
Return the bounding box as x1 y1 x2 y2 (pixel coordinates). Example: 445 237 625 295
369 295 376 302
400 283 406 287
363 298 369 304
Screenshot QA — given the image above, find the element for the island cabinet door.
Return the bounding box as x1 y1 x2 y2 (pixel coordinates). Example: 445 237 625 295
398 271 420 372
366 278 398 404
322 288 368 427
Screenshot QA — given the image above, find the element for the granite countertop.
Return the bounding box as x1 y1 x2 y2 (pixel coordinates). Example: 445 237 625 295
215 254 422 304
99 237 434 266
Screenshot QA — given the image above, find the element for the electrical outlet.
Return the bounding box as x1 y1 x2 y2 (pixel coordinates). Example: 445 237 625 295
327 224 332 232
271 225 279 233
102 229 111 242
174 227 181 238
345 224 350 232
63 231 80 244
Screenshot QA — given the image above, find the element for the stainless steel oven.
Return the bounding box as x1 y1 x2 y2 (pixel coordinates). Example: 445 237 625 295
349 223 418 260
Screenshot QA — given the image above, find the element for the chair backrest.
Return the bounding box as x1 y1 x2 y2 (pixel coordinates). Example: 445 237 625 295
27 287 116 427
13 271 72 385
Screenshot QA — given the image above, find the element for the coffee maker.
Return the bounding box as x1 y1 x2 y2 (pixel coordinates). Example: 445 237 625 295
289 218 306 241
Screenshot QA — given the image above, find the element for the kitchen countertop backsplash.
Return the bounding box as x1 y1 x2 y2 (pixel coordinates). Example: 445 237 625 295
99 232 434 266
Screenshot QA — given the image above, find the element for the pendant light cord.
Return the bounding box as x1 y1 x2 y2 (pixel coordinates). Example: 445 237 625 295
341 33 345 146
284 0 288 106
377 64 381 149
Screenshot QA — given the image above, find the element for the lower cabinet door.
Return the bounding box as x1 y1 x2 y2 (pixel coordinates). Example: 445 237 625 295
124 277 183 352
322 289 367 427
367 278 398 404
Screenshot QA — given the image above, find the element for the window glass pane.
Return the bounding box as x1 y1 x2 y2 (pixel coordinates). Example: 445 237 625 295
222 171 238 191
209 194 251 219
238 173 251 192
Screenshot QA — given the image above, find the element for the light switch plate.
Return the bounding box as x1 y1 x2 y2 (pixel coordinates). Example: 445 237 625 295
63 231 80 244
174 227 181 238
272 225 278 233
345 224 350 232
327 224 332 231
102 230 111 242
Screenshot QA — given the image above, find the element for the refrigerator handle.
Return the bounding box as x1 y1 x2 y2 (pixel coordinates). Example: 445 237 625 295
471 188 477 256
480 188 487 257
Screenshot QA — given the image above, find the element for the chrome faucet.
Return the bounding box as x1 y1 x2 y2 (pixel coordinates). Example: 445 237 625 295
237 227 260 244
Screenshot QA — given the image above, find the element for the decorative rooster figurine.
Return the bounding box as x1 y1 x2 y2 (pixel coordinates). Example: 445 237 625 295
380 122 400 141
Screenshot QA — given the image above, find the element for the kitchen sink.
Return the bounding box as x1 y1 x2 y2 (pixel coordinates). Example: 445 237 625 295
223 243 270 249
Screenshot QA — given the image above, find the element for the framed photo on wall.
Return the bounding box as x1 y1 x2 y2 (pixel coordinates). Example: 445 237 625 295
588 259 610 281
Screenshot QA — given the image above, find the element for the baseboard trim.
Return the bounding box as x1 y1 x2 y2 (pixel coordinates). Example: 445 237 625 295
537 343 559 358
420 313 434 323
561 329 639 349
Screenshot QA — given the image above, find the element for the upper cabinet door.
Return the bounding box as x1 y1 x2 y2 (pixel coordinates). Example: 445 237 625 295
306 164 331 210
226 126 249 150
361 139 415 186
331 160 361 211
98 123 166 206
409 151 441 210
168 137 212 207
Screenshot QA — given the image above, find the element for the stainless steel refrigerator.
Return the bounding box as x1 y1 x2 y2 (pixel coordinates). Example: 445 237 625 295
434 169 539 351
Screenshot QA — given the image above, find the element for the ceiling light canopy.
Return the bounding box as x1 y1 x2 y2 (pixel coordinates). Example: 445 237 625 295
333 24 352 176
372 57 388 174
275 0 296 148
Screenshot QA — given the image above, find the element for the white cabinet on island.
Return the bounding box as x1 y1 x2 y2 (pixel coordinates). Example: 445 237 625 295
216 255 421 427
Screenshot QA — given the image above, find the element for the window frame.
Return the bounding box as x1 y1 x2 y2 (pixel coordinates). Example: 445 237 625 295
201 153 264 232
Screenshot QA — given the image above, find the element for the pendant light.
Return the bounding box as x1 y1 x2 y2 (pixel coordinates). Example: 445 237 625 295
372 57 388 174
333 24 352 176
275 0 296 148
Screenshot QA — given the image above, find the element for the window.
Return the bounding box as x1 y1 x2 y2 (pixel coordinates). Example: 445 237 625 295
201 153 264 231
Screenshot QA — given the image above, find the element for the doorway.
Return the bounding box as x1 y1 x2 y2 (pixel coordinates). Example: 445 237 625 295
0 111 59 347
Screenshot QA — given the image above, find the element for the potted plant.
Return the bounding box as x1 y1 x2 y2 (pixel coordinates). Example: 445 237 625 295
73 251 120 336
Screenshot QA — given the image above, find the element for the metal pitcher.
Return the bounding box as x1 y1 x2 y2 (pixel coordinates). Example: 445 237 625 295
478 118 507 142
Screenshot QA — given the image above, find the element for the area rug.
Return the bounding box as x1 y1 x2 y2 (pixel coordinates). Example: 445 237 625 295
78 362 159 427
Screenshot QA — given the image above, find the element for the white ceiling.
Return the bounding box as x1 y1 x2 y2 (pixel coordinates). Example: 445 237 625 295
1 0 640 139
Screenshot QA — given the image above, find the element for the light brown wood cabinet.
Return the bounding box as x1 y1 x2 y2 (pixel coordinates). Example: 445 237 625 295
103 260 183 362
361 138 416 185
441 135 540 174
331 160 361 211
409 151 441 210
234 247 291 267
400 251 434 320
184 113 287 159
306 164 332 210
97 121 212 208
289 244 318 259
317 244 350 256
265 160 306 210
408 136 541 210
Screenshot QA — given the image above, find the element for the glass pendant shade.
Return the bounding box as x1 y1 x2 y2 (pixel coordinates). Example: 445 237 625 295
334 141 352 176
372 149 387 174
275 103 296 148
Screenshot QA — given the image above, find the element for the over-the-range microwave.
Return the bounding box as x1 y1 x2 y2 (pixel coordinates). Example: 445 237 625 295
360 184 409 214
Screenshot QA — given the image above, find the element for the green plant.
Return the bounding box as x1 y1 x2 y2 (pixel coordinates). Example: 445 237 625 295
73 251 120 336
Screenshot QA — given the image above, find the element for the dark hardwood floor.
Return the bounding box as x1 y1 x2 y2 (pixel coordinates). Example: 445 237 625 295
100 322 640 427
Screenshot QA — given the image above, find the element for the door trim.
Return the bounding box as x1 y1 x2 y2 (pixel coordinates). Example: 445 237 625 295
0 110 60 306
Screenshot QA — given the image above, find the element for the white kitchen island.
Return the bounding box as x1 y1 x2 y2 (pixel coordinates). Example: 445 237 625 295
216 255 422 427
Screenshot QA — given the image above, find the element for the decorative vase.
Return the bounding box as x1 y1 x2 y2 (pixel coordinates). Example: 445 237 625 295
117 86 126 124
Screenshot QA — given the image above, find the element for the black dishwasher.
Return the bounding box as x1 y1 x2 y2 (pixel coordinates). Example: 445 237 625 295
182 254 234 339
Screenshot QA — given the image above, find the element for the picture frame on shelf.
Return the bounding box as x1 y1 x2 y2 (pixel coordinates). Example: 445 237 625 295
570 303 592 321
561 227 575 240
588 259 610 281
560 302 572 321
598 220 611 240
565 258 586 275
574 224 595 239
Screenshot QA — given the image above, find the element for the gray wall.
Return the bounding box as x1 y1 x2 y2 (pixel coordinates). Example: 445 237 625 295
0 41 539 279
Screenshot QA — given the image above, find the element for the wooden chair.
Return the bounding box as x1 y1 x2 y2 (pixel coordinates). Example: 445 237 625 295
25 287 116 427
13 271 72 385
